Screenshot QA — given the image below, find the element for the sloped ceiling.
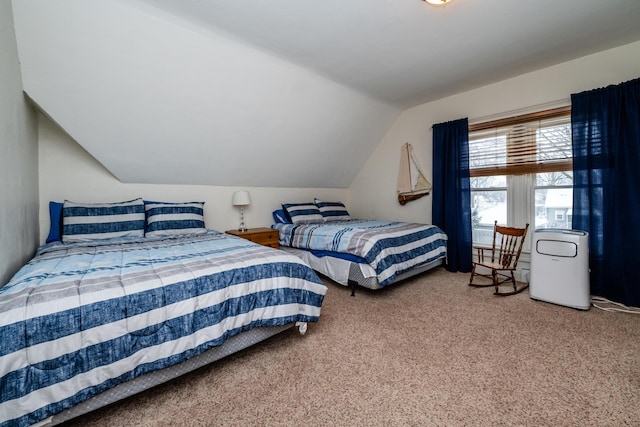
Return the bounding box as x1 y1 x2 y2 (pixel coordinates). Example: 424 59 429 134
135 0 640 107
12 0 640 188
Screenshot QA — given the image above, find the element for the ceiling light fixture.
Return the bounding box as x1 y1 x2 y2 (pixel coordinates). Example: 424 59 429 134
423 0 453 5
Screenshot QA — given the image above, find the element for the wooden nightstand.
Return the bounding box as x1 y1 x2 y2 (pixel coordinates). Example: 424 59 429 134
225 227 279 249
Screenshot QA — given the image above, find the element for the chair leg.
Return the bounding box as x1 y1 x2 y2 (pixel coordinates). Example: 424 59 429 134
492 270 499 294
469 265 476 286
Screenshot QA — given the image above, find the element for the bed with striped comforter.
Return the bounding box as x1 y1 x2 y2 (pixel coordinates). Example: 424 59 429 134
273 220 448 288
0 231 326 427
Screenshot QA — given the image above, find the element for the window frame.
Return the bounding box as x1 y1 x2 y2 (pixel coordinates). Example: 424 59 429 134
468 106 573 250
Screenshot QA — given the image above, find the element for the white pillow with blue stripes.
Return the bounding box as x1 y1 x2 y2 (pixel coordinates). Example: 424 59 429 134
282 203 324 224
62 198 146 243
145 201 207 237
314 198 351 221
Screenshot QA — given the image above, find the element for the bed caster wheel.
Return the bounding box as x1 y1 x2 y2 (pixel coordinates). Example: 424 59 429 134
295 321 308 335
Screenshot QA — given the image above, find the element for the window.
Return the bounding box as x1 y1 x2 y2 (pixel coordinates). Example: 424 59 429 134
469 106 572 247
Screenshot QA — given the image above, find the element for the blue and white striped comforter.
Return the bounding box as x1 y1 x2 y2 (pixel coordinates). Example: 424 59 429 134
273 220 448 287
0 231 326 427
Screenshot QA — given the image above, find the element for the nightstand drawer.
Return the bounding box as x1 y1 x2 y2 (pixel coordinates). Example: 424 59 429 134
225 228 280 249
250 231 278 244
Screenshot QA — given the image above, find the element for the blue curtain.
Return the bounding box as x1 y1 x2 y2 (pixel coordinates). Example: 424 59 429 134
572 78 640 307
432 118 472 272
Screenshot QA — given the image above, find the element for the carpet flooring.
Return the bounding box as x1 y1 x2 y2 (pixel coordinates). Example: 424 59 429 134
66 268 640 426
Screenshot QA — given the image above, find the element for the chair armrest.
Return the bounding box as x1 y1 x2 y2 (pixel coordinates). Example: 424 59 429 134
473 246 491 263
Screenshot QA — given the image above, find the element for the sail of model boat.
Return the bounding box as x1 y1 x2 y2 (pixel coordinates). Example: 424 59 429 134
397 143 432 205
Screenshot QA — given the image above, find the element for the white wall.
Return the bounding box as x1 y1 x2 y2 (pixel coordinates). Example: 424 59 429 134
0 0 38 285
349 40 640 224
38 113 349 244
14 0 400 190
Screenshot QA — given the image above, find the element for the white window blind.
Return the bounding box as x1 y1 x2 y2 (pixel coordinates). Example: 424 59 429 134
468 106 572 177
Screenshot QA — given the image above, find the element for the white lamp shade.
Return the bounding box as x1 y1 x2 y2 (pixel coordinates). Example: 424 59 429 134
232 191 251 206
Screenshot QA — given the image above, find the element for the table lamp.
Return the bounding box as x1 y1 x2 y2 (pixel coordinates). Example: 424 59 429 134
232 191 251 232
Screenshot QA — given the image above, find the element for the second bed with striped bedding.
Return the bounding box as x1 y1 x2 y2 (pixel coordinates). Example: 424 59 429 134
273 220 448 287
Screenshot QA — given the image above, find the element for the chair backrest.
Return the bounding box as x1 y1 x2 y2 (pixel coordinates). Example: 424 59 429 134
490 221 529 269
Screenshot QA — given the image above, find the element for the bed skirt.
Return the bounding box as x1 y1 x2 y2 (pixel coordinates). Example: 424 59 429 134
281 246 445 292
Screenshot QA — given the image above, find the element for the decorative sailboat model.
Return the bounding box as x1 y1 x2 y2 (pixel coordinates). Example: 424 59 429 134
397 142 432 205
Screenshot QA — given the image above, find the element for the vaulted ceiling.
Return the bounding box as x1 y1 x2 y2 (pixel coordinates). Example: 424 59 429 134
12 0 640 188
138 0 640 107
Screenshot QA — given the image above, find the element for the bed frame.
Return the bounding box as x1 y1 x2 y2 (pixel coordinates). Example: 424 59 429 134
282 246 446 296
45 322 307 425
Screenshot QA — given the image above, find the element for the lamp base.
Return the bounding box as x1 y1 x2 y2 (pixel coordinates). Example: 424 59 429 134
238 207 247 233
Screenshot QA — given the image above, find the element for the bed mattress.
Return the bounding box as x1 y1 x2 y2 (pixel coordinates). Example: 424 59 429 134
282 246 444 291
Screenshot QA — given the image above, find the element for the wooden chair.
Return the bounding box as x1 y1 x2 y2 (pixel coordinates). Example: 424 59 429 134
469 221 529 296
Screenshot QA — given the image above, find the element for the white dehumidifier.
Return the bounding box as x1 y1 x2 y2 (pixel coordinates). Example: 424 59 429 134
529 229 590 310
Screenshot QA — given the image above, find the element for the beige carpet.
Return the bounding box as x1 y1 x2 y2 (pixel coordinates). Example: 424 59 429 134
66 268 640 426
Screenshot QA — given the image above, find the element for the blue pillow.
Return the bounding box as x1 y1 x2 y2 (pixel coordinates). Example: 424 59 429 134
272 209 291 224
62 198 146 243
145 201 207 237
46 201 64 243
314 199 351 221
282 203 324 224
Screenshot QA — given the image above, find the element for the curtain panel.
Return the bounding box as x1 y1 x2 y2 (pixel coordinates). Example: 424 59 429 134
571 78 640 307
432 118 472 272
